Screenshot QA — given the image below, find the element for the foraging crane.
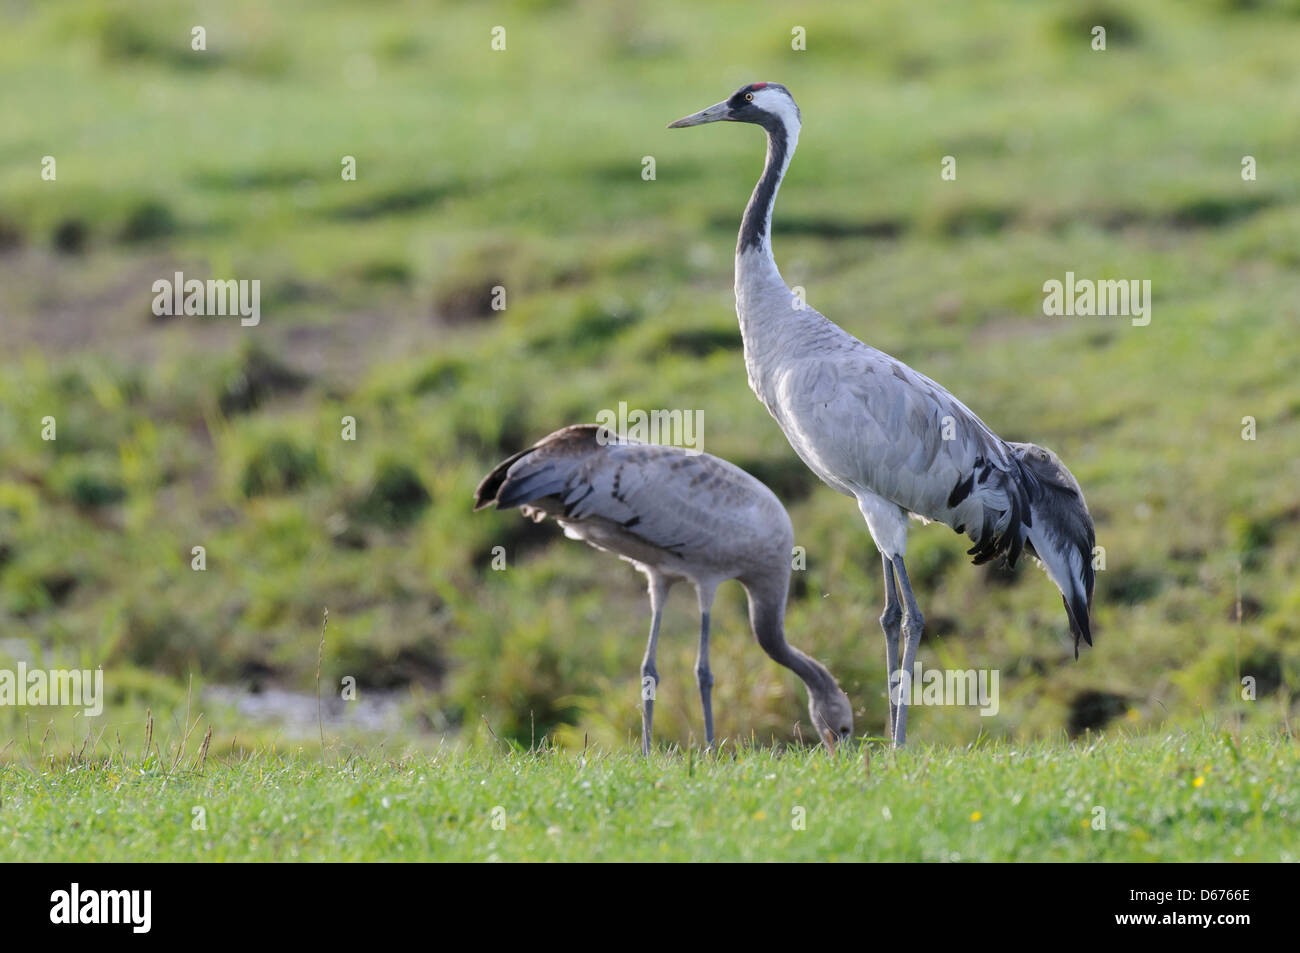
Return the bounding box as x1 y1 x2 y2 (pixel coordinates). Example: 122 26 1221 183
474 424 854 754
669 83 1096 746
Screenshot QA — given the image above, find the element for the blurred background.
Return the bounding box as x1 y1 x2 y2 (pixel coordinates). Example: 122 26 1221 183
1 0 1298 754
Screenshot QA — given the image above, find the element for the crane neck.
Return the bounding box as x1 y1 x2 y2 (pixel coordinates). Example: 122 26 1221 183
736 118 799 284
746 583 835 698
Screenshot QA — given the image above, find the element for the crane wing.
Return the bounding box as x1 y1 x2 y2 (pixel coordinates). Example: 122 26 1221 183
475 425 782 560
769 339 1031 565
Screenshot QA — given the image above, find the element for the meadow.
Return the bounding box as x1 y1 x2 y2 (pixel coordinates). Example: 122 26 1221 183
3 728 1295 861
1 0 1299 859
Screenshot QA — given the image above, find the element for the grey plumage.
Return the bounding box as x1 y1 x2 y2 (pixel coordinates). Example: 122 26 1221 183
669 83 1096 745
474 424 854 753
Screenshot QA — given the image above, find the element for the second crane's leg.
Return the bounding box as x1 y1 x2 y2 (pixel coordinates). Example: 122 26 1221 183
695 612 715 750
640 574 667 756
694 584 718 751
879 554 902 739
890 554 925 747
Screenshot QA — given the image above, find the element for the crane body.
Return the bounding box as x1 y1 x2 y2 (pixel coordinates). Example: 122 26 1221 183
670 83 1096 744
474 424 854 753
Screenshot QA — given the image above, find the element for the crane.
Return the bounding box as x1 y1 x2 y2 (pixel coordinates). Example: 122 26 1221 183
669 82 1096 745
474 424 854 754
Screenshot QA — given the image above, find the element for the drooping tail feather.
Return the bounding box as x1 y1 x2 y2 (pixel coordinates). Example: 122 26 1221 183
472 424 608 512
1009 442 1095 659
473 446 535 510
474 447 571 512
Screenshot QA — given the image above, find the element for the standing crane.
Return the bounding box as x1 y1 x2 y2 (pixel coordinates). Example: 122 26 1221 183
669 83 1096 746
474 425 854 754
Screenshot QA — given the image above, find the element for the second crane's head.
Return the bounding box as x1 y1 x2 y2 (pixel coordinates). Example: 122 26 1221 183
667 82 801 138
811 683 854 753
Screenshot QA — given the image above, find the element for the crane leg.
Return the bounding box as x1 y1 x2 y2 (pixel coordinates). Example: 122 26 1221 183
694 583 719 752
640 574 668 756
695 610 715 750
890 554 925 747
879 554 902 739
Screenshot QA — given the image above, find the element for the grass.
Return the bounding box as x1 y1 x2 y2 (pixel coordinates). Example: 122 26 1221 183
2 726 1294 861
1 0 1299 761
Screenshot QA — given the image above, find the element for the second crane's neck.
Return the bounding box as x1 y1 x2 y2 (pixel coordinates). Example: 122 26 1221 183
747 584 839 701
736 119 799 291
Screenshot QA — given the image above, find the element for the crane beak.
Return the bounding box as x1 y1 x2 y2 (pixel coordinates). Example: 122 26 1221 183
667 101 730 128
820 726 836 754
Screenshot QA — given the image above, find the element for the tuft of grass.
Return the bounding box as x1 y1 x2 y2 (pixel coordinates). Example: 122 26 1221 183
118 199 178 243
238 437 320 497
218 347 309 417
353 460 431 528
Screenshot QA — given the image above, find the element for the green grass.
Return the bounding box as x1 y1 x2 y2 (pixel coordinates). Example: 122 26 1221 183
2 727 1294 861
2 0 1299 758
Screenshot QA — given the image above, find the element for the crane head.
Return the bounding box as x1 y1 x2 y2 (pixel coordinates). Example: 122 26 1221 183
810 685 854 753
667 82 801 134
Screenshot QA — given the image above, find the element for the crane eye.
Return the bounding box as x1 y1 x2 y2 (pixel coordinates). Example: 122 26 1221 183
744 92 754 102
